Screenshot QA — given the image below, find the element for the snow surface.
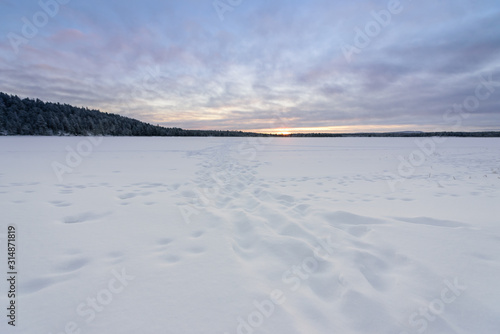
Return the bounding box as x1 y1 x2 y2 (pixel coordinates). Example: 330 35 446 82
0 136 499 334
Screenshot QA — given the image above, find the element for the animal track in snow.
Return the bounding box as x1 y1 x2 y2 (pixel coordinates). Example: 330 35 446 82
62 211 112 224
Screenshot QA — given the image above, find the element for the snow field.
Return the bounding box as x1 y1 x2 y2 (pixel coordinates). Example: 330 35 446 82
0 137 499 334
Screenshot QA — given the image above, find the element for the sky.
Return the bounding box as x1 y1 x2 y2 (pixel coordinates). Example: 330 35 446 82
1 0 499 134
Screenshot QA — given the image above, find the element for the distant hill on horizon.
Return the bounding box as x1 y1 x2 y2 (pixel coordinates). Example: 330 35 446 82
0 92 499 137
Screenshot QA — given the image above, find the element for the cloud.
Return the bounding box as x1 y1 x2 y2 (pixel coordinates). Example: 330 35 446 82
0 0 499 132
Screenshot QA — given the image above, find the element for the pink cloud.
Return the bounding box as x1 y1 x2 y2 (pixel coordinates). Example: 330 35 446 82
49 28 86 44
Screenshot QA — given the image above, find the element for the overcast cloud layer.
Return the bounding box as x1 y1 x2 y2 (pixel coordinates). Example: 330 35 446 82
1 0 499 133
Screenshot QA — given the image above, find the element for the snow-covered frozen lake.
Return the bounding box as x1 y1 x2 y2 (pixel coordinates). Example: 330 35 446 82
1 137 499 334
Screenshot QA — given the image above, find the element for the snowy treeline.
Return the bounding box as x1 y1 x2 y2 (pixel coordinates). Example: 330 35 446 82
0 92 261 137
